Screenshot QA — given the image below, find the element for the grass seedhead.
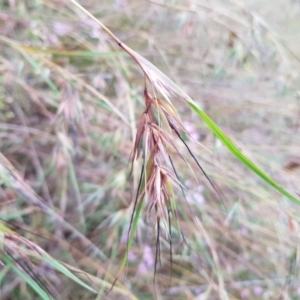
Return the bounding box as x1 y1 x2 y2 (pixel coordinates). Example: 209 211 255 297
3 1 300 299
122 83 226 287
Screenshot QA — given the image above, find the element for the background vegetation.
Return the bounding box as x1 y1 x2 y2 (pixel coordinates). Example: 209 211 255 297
0 0 300 299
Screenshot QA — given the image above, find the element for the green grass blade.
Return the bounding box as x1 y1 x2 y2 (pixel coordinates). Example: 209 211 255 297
4 255 52 300
42 256 97 294
119 197 144 273
187 99 300 205
20 52 59 93
17 46 123 57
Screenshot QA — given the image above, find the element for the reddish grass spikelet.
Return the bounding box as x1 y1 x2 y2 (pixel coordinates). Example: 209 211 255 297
130 88 183 223
125 82 227 287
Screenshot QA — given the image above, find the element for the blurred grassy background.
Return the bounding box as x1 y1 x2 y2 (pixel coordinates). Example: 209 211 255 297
1 0 300 299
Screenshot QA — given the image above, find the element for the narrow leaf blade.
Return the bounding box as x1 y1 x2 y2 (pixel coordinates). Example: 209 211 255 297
188 99 300 206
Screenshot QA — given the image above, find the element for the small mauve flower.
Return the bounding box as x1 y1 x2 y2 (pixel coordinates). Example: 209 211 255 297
183 121 200 141
128 251 137 262
194 288 202 295
240 226 249 236
137 245 154 274
81 19 100 38
186 185 206 206
52 22 72 36
114 0 128 9
48 34 59 45
253 286 263 296
240 289 250 299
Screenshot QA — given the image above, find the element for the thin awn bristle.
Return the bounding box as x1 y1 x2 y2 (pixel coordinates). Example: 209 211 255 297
128 160 145 239
171 125 228 214
154 217 161 286
168 207 173 287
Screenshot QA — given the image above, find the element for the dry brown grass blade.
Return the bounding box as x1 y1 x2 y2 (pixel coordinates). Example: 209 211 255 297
0 35 130 127
0 152 106 260
68 1 190 102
